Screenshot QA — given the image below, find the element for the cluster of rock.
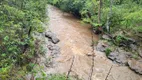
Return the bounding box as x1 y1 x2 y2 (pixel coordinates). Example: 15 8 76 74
44 31 60 66
33 31 61 67
96 34 142 75
128 59 142 74
25 31 61 79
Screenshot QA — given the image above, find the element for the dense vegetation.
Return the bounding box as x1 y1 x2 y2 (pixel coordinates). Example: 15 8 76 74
0 0 47 79
49 0 142 34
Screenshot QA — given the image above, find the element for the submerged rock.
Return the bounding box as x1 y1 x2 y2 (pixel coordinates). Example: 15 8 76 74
45 31 60 44
128 59 142 75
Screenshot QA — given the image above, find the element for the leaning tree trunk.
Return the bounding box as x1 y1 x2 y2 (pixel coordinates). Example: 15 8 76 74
106 0 113 33
95 0 103 35
98 0 102 24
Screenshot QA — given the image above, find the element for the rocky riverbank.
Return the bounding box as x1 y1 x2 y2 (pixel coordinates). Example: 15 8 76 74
96 33 142 75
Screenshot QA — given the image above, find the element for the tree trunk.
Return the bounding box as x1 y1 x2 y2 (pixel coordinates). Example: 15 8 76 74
98 0 102 24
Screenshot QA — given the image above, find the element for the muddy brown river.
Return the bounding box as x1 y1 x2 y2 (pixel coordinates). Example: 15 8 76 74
47 5 142 80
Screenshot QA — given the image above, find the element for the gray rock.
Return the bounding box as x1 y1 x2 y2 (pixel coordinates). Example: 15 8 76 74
127 38 136 44
130 44 137 51
128 59 142 74
102 34 111 40
45 31 60 44
108 51 128 65
108 49 133 65
52 37 60 44
47 40 60 55
96 41 109 52
52 46 60 55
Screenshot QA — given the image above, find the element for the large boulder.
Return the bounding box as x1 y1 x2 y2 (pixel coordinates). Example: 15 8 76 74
108 51 128 65
45 31 60 44
128 59 142 75
108 49 133 65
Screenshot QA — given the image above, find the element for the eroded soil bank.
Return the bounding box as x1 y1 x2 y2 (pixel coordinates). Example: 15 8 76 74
46 5 142 80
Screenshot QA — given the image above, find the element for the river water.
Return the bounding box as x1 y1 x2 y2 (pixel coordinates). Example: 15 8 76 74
47 5 142 80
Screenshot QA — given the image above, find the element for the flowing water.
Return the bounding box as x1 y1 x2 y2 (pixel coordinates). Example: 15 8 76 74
47 5 142 80
48 5 98 80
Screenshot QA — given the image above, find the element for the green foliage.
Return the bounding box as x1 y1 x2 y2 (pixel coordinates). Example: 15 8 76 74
34 65 48 80
135 26 142 33
102 1 142 33
113 35 128 46
115 35 125 45
105 48 112 56
0 0 47 79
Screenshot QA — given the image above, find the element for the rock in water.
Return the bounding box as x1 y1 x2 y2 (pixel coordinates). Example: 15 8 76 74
128 59 142 74
45 31 60 44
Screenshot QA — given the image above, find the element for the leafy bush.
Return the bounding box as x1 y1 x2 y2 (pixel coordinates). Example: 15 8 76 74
105 48 112 56
0 0 47 79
